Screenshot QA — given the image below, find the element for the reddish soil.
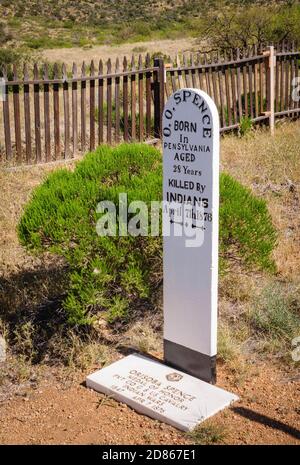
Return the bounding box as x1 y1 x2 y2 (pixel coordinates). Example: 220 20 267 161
0 361 299 445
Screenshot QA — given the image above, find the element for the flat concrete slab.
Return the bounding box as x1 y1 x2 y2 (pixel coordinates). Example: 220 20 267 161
86 354 239 431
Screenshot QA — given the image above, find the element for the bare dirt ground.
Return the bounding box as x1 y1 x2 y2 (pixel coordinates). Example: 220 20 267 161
0 123 299 445
40 38 199 67
0 361 299 445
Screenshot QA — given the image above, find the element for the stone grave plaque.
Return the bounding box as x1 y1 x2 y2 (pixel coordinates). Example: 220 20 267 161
86 354 238 432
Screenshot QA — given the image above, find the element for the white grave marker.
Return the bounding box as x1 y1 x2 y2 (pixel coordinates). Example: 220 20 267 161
86 89 239 431
87 354 238 432
163 88 219 383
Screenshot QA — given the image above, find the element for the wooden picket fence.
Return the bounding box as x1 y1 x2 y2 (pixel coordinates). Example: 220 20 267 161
1 42 300 165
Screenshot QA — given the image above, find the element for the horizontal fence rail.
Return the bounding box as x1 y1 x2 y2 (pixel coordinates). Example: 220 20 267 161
1 42 300 166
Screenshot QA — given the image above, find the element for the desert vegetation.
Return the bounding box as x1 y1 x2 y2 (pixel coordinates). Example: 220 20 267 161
0 1 300 58
17 143 276 327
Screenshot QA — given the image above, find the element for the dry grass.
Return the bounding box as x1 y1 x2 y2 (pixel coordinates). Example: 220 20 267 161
41 38 197 67
218 121 300 369
221 120 300 278
221 121 300 186
120 319 162 355
218 322 244 363
186 420 227 445
0 161 76 275
246 281 300 360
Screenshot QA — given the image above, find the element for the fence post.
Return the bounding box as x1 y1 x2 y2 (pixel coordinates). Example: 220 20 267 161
2 66 12 160
153 57 165 138
264 45 276 135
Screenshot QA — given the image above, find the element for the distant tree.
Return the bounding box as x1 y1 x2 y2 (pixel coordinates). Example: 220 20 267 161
202 4 300 52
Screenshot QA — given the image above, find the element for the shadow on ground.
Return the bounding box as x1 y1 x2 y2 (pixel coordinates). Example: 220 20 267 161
0 263 160 366
0 264 72 364
232 406 300 440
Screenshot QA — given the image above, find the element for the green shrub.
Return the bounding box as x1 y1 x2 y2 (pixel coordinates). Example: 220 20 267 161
25 36 73 49
239 116 253 137
0 48 32 72
220 173 276 271
18 143 277 326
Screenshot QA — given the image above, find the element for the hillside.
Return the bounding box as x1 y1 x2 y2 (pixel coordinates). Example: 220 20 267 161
0 0 205 49
0 1 292 50
2 0 191 23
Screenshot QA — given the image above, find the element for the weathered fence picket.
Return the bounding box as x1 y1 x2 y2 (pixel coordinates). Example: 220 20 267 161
62 63 70 158
53 63 60 159
44 64 51 162
23 64 31 163
90 61 95 151
13 64 21 162
107 58 112 145
98 60 104 145
72 63 78 156
2 66 11 160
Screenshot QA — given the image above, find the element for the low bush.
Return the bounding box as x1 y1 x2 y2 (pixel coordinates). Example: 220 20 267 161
186 422 227 445
18 143 277 326
0 48 32 72
219 173 276 271
239 116 253 137
248 282 300 356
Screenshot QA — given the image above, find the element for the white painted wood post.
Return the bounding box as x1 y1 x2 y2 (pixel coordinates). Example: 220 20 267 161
264 46 276 135
269 46 276 135
162 89 220 384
